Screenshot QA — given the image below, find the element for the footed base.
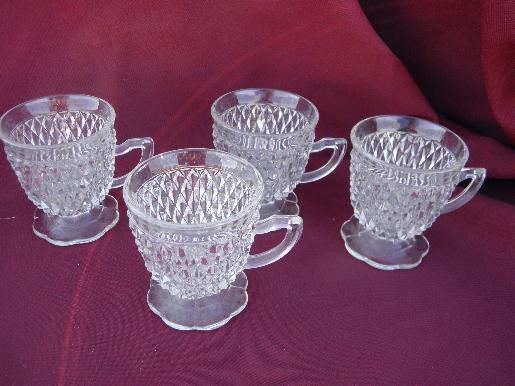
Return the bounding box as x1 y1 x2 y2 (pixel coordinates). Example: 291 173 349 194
259 192 299 220
147 272 248 331
32 195 119 246
340 216 429 270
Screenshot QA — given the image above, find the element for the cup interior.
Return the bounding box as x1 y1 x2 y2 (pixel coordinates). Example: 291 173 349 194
351 116 469 171
0 95 114 147
212 88 319 135
124 149 264 227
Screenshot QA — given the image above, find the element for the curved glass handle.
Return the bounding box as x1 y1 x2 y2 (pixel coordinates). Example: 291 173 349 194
245 215 303 269
441 167 486 214
111 137 155 189
300 137 347 183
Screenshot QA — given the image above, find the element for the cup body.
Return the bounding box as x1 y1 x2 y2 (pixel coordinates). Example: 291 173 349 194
212 89 318 203
0 95 117 216
124 149 264 299
350 116 469 240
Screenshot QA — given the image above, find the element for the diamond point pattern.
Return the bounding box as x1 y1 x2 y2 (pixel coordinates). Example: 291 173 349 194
130 166 259 299
361 131 456 170
351 131 460 240
136 167 253 225
4 111 115 216
214 103 314 203
11 111 105 146
221 103 308 135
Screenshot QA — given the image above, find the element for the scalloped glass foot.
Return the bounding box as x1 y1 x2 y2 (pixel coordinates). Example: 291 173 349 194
340 216 429 270
147 272 248 331
259 192 299 220
32 195 119 246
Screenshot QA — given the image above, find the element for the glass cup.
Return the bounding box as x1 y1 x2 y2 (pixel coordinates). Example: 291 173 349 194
341 115 486 270
123 149 303 330
212 88 347 219
0 94 154 246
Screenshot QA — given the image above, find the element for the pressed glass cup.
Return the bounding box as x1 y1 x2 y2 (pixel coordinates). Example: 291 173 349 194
341 115 486 270
0 94 154 246
212 88 347 219
124 149 303 330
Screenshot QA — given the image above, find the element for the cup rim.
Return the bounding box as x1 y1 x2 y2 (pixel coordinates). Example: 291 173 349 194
350 115 470 174
211 88 319 138
123 148 265 231
0 94 116 150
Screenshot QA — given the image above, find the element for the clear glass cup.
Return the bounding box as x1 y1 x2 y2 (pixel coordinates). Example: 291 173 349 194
124 148 303 330
0 94 154 246
212 88 347 219
341 115 486 270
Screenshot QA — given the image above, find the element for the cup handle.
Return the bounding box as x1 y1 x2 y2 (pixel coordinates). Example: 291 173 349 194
244 215 303 269
441 167 486 214
300 137 347 183
111 137 155 189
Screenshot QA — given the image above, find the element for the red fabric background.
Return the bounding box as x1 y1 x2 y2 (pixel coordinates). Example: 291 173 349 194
0 1 514 384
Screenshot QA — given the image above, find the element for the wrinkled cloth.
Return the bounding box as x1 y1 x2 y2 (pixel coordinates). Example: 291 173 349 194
0 1 513 384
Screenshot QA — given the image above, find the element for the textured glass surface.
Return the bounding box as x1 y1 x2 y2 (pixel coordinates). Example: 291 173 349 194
125 149 303 330
128 163 260 300
135 166 253 224
4 111 115 216
360 131 456 170
213 103 314 203
221 103 308 134
343 116 484 271
350 131 460 240
10 111 105 145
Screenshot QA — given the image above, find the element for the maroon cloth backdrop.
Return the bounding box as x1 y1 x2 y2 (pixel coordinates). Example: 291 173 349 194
0 1 514 384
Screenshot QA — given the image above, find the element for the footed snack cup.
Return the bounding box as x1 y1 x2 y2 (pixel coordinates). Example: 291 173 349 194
0 94 154 245
212 88 346 219
124 149 303 330
341 115 486 270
